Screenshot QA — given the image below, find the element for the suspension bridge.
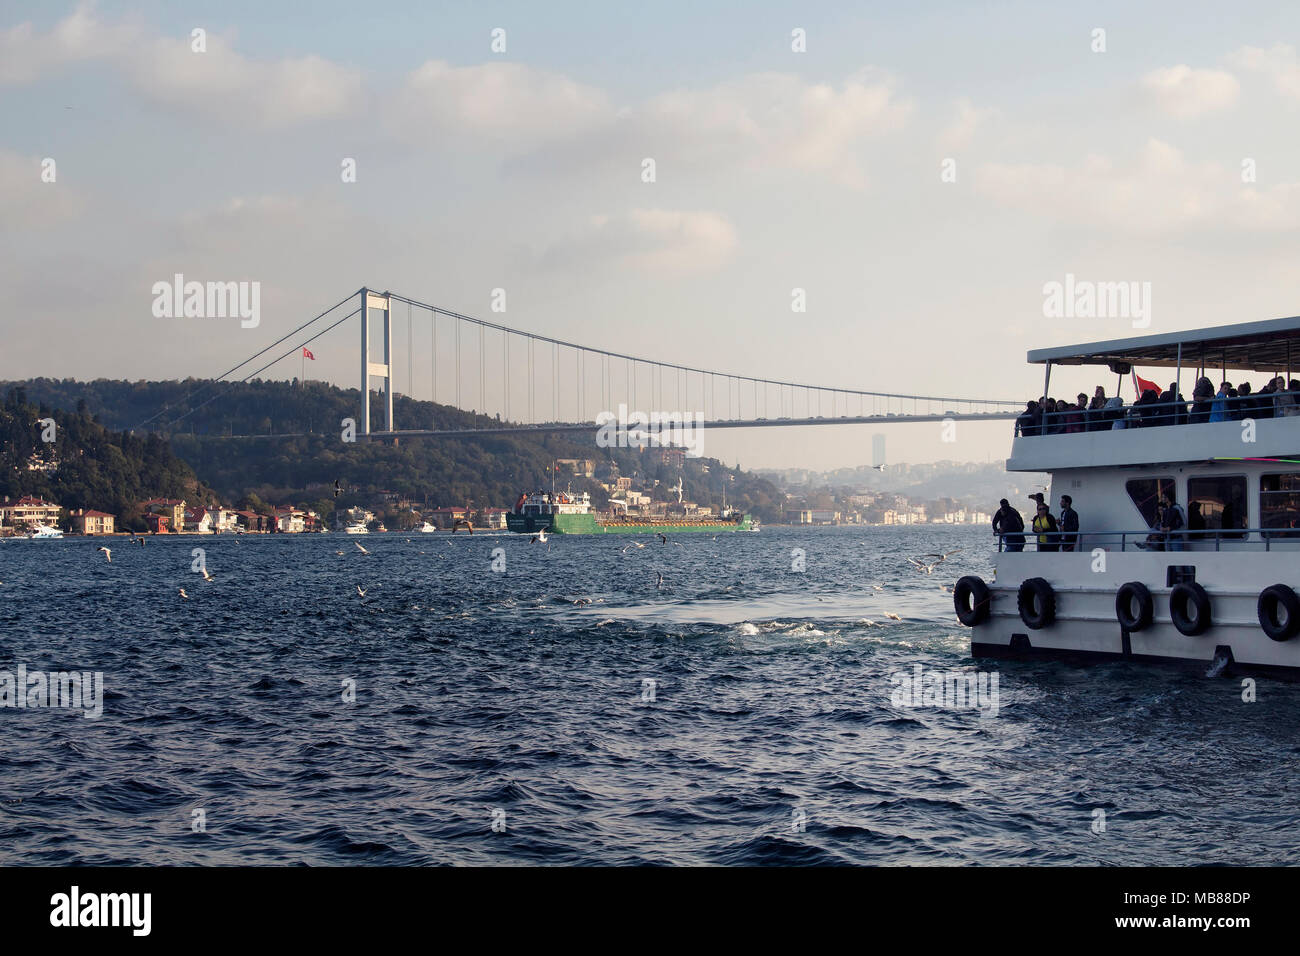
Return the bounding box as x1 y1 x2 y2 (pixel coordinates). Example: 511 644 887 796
134 287 1023 439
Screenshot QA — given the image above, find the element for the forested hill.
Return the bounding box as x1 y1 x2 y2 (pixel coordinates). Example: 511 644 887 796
0 387 208 522
1 378 785 523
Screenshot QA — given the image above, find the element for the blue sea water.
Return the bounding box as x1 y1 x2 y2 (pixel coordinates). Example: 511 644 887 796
0 525 1296 866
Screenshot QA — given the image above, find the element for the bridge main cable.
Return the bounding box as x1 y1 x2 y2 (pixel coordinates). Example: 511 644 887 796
385 292 1021 409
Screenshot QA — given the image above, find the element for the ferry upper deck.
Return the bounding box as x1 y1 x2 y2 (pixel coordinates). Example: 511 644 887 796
1008 315 1300 472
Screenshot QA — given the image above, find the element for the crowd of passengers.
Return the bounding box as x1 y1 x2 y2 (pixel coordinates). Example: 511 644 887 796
1015 376 1300 436
992 491 1212 552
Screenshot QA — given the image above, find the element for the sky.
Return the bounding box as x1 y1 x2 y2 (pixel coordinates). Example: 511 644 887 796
4 1 1300 470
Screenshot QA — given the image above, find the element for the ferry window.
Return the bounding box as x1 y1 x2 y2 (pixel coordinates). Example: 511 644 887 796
1125 478 1175 528
1187 475 1247 538
1261 473 1300 537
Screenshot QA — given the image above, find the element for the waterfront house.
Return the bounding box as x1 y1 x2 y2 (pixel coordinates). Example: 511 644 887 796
69 509 115 535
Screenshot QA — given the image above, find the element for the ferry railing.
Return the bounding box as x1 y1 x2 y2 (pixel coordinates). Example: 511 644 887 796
996 528 1298 552
1013 392 1300 436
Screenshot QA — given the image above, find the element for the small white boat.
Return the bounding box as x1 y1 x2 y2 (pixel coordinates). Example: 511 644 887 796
343 523 369 534
418 522 437 533
28 525 63 539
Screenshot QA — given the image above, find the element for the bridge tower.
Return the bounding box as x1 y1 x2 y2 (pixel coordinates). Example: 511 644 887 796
359 287 394 435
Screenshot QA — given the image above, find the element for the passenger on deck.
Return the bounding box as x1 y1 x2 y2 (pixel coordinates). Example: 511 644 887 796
1208 381 1232 423
1103 394 1126 429
1032 502 1059 552
1187 501 1205 540
1087 387 1108 431
1190 377 1215 423
1015 401 1039 437
1135 387 1161 426
1063 399 1085 433
1279 380 1300 417
1058 495 1079 552
1159 383 1186 426
1161 493 1186 551
993 498 1026 552
1231 381 1254 421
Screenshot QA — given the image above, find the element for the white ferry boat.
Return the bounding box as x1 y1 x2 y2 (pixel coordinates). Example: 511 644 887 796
343 523 369 535
954 317 1300 678
418 522 437 533
28 524 64 539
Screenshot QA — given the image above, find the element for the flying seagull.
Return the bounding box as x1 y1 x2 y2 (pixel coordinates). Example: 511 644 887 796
201 567 214 582
530 529 548 544
622 541 645 553
884 612 902 621
656 572 664 590
355 542 370 554
96 546 111 563
356 585 367 597
333 480 342 498
178 587 189 600
657 533 667 544
907 549 962 575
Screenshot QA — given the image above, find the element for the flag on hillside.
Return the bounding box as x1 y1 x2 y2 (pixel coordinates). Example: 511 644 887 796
1132 371 1160 397
302 347 315 360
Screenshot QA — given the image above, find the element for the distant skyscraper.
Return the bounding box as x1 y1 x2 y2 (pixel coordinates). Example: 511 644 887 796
872 434 886 467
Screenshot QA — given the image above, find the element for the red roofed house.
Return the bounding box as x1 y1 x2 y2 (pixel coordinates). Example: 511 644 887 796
69 508 115 535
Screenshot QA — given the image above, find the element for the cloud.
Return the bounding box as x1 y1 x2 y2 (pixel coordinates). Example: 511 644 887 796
1230 43 1300 100
384 60 610 144
539 209 737 277
975 138 1300 234
1141 65 1239 118
637 70 910 186
0 6 362 125
938 97 996 149
0 150 83 226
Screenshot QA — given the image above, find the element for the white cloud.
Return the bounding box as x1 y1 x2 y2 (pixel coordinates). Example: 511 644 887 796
0 150 83 226
0 6 362 125
540 209 737 277
1230 43 1300 100
638 70 910 186
939 97 996 149
1141 65 1239 118
385 60 610 144
975 138 1300 234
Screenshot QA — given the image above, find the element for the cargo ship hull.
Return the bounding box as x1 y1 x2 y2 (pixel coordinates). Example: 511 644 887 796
506 512 751 535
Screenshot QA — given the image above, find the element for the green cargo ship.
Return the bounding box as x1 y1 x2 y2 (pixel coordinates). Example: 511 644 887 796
507 490 752 535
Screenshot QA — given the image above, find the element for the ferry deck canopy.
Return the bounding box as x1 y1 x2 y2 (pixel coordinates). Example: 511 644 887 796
1027 315 1300 373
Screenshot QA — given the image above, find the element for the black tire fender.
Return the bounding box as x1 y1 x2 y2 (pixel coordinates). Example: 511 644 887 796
1017 577 1056 630
1258 584 1300 642
1115 581 1154 632
954 575 991 627
1170 581 1212 636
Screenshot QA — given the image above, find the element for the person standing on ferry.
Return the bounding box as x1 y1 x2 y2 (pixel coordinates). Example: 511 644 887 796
993 499 1026 552
1032 503 1059 552
1209 381 1231 423
1161 493 1187 551
1058 496 1079 552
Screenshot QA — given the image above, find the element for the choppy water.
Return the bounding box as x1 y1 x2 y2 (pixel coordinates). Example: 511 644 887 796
0 525 1296 865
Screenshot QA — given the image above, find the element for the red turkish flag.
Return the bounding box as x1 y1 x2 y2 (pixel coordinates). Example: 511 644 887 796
1132 371 1160 397
302 347 315 360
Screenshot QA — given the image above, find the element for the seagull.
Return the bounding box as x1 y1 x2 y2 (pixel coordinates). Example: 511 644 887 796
201 568 214 582
356 585 367 596
872 584 884 591
872 464 886 471
656 572 664 590
884 612 902 621
96 546 111 563
908 549 962 575
355 542 370 554
622 541 645 553
333 480 342 498
178 588 189 600
335 550 344 555
657 533 667 544
531 529 548 544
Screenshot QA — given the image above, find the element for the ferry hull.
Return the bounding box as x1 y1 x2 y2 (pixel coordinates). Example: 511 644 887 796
506 513 751 535
968 551 1300 677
